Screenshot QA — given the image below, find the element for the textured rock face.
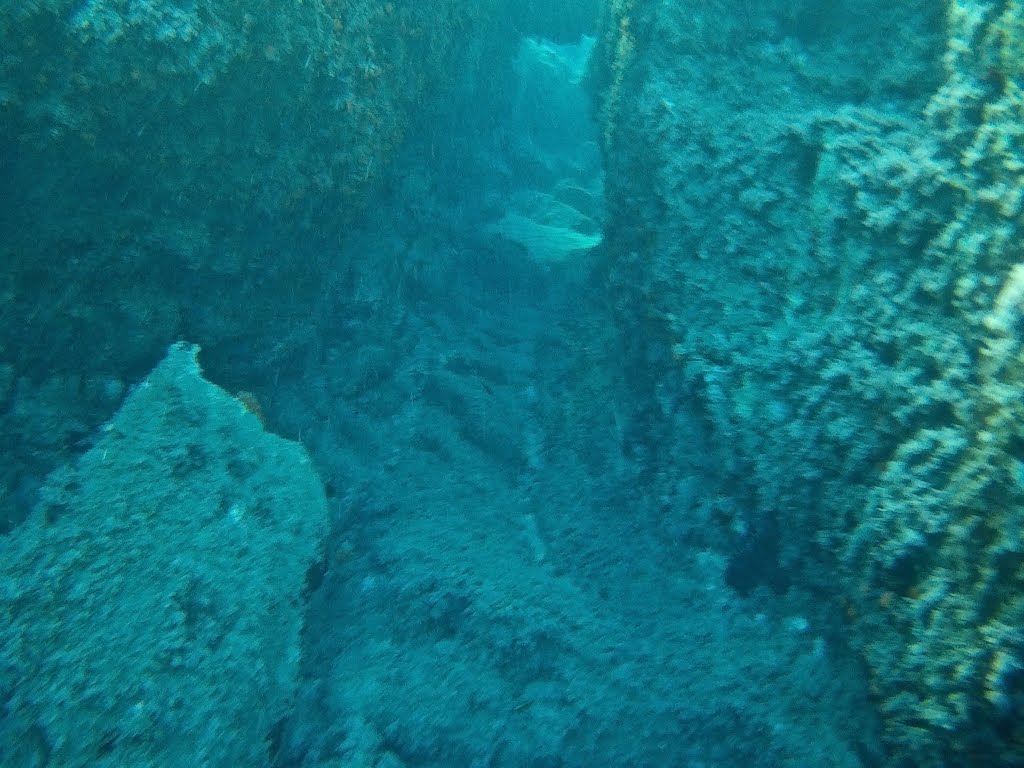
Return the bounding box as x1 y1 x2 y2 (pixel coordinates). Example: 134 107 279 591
591 1 1023 765
0 342 328 767
0 0 519 532
0 0 501 376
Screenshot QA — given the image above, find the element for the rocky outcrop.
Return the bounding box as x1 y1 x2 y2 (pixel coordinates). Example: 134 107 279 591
0 0 501 377
591 2 1024 764
0 342 328 767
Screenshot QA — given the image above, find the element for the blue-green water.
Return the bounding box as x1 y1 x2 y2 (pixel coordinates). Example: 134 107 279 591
1 3 1022 767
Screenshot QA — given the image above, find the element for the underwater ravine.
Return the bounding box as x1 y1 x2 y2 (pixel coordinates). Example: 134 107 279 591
1 3 1022 768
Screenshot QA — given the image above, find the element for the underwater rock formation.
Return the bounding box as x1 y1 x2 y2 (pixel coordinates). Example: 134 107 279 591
0 342 328 766
592 1 1023 765
0 0 501 377
0 0 515 529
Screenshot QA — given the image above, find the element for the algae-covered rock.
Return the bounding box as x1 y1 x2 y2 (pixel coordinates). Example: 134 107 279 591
0 0 504 378
591 0 1023 765
0 342 328 767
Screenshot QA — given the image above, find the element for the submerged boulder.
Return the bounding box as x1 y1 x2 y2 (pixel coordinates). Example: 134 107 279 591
0 342 328 767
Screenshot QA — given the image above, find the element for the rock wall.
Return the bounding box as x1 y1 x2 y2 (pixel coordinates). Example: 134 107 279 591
0 0 509 530
591 1 1023 765
0 0 500 377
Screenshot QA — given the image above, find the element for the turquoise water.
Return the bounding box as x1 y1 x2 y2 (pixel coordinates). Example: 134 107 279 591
1 3 1022 767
